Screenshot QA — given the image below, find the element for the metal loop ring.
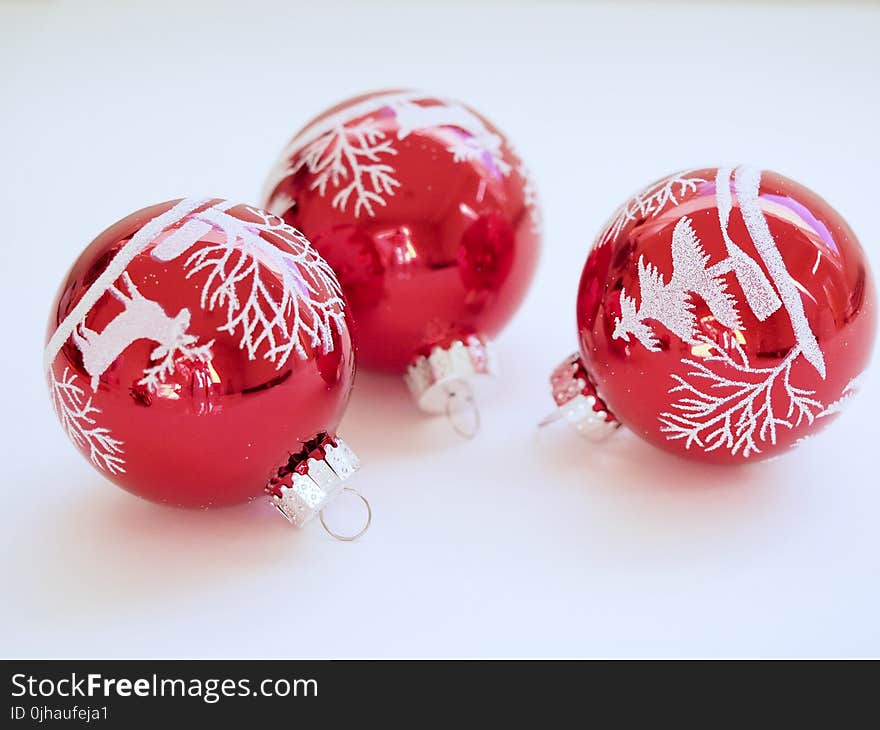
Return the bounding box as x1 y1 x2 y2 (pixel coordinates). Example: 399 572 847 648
444 381 480 439
319 488 372 542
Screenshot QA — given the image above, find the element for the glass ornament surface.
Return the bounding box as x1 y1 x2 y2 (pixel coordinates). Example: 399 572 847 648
45 199 356 507
569 166 876 463
262 90 541 390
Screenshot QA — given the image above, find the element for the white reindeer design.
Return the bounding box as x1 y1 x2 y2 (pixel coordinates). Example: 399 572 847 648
72 272 213 392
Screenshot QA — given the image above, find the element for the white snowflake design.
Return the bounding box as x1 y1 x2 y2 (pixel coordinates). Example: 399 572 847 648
611 166 836 457
265 91 516 219
45 198 346 473
49 367 125 474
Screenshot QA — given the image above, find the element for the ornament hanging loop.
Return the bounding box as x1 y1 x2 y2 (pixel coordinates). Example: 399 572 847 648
319 487 372 542
444 380 480 439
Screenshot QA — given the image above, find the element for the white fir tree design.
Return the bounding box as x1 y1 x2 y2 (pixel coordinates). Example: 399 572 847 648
598 170 707 247
658 336 824 457
49 367 125 474
613 217 741 349
155 204 346 367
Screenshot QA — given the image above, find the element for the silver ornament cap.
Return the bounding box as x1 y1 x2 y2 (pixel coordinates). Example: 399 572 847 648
268 436 361 527
404 334 495 414
549 353 620 441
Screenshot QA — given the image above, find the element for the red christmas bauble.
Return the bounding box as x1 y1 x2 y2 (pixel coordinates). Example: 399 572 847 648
45 198 358 514
552 166 876 463
262 90 541 409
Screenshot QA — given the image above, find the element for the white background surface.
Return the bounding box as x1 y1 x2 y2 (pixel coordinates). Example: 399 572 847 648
2 0 879 658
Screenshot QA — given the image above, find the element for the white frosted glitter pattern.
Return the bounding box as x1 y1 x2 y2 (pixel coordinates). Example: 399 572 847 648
733 165 826 377
647 165 830 457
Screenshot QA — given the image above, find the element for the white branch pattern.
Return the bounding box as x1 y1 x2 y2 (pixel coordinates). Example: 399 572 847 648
598 171 707 247
269 91 515 219
659 337 824 457
289 118 400 218
50 367 125 474
137 330 214 393
182 205 346 367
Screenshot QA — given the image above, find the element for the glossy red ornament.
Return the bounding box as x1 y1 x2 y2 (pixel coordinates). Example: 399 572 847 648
553 166 876 462
45 198 358 514
262 90 541 410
